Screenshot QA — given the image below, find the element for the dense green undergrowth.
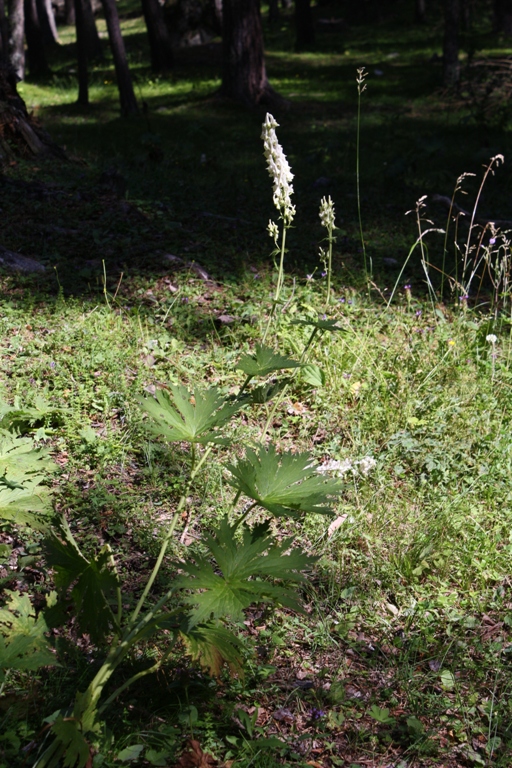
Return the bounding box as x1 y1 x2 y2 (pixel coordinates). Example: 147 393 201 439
1 2 512 767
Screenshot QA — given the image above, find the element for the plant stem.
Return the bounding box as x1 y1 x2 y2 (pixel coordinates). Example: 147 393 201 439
129 444 212 627
263 225 287 344
356 68 371 282
260 328 318 441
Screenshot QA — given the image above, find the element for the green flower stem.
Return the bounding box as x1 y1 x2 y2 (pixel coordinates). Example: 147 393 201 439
356 70 371 281
325 234 333 309
237 375 253 398
232 502 259 533
98 639 177 715
69 583 180 732
263 226 287 344
129 444 212 627
260 327 318 441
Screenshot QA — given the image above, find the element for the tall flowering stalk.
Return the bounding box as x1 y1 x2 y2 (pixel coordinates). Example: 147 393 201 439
261 113 295 341
319 195 336 307
356 68 371 281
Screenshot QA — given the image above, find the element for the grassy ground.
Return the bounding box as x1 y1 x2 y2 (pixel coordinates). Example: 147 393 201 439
1 2 512 767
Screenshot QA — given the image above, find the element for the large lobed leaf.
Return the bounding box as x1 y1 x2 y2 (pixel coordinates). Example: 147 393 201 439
226 444 341 517
235 345 302 378
180 620 245 677
0 434 56 528
177 517 316 625
0 590 56 683
43 520 119 643
140 384 243 445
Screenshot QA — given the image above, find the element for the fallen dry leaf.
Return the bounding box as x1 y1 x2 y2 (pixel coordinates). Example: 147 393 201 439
173 739 217 768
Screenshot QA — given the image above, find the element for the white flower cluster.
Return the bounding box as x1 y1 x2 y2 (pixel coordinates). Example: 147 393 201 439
267 219 279 245
261 113 296 226
319 195 336 231
486 334 497 345
317 456 377 477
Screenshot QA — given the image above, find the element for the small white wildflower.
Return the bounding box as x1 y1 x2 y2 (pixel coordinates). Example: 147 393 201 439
319 196 336 230
357 456 377 476
486 334 497 344
317 458 354 477
261 113 295 225
267 219 279 245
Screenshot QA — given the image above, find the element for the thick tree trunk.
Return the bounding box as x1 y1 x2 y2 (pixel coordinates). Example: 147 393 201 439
443 0 460 88
141 0 173 72
82 0 102 59
0 0 9 62
295 0 314 49
8 0 25 79
494 0 512 34
268 0 279 23
25 0 51 76
221 0 281 106
36 0 59 45
0 60 64 158
74 0 89 104
415 0 426 23
100 0 138 115
65 0 75 25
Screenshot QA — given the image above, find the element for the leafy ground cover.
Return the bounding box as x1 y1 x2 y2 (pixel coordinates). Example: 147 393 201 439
1 2 512 767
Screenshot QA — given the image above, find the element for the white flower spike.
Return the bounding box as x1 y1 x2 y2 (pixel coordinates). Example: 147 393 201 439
319 196 336 230
261 113 296 226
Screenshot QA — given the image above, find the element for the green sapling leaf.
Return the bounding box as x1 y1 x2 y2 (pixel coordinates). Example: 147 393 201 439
226 444 341 518
0 434 56 528
180 620 244 676
301 364 325 388
140 384 243 445
236 345 302 378
0 590 56 682
44 520 119 643
177 517 316 625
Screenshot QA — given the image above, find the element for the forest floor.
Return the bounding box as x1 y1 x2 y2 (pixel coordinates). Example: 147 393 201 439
1 2 512 767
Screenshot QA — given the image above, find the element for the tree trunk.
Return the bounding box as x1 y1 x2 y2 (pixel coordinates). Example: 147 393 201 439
268 0 279 23
295 0 314 49
100 0 139 115
65 0 75 25
494 0 512 34
221 0 280 106
8 0 25 79
141 0 173 72
0 60 64 158
443 0 460 88
415 0 426 23
74 0 89 104
25 0 51 76
0 0 9 62
36 0 59 45
82 0 102 59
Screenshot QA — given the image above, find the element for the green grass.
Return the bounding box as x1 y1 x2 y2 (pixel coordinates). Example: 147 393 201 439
2 1 512 766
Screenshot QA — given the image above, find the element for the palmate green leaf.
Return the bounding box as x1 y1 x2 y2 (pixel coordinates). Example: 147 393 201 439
43 520 119 643
0 434 56 528
226 445 341 518
180 620 244 676
0 395 64 434
235 345 302 378
0 590 56 682
0 433 56 478
50 717 91 768
0 481 53 528
140 384 243 445
177 518 316 625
